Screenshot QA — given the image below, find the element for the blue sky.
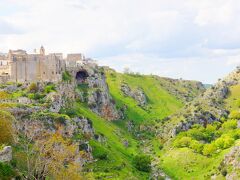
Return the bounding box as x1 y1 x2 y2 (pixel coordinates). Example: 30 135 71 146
0 0 240 83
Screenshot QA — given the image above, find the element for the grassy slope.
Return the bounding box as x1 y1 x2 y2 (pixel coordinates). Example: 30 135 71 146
225 84 240 111
104 70 187 178
77 70 185 179
105 70 183 125
74 103 147 179
160 84 240 179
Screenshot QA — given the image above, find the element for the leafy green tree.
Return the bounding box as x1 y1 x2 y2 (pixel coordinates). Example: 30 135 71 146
229 110 240 119
214 135 234 149
0 110 15 144
174 137 192 148
222 120 237 129
133 155 151 172
202 144 216 156
189 140 203 153
28 83 38 93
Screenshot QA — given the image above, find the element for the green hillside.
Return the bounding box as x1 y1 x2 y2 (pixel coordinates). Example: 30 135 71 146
0 69 206 179
159 81 240 179
106 70 183 122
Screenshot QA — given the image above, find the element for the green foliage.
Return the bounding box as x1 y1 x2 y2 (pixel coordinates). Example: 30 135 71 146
0 91 11 99
222 119 237 129
0 110 15 144
28 83 38 93
214 135 234 149
229 110 240 119
189 140 203 153
27 92 45 100
62 71 72 82
133 155 151 172
202 144 216 156
44 84 56 93
92 143 108 160
0 162 16 179
174 137 192 148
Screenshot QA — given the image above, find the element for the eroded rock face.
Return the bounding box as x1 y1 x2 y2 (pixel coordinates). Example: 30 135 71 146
85 66 119 120
162 68 240 138
0 146 12 162
218 146 240 179
121 83 147 106
14 114 94 165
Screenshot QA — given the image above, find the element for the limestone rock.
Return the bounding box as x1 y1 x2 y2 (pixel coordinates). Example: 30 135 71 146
121 83 147 106
0 146 12 162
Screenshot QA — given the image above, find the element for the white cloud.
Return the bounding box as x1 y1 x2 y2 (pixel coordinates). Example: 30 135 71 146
0 0 240 83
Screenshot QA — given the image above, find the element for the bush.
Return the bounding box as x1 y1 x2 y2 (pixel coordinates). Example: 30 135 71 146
229 110 240 119
133 154 151 172
92 145 108 160
0 162 16 179
62 71 72 82
0 92 11 100
174 137 192 148
44 84 56 93
214 135 234 149
189 140 203 153
28 83 38 93
222 120 237 130
0 110 15 144
202 144 216 156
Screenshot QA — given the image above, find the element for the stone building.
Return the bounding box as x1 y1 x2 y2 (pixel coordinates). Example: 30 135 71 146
0 46 87 83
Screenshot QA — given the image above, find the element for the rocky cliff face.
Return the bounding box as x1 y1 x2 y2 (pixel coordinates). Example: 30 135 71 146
121 83 147 106
72 64 120 120
161 68 240 138
218 146 240 179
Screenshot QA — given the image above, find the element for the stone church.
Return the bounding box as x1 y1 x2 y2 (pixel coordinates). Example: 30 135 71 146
0 46 87 83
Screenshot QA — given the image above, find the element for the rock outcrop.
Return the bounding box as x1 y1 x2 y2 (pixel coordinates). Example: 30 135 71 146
218 146 240 179
72 64 120 120
161 68 240 138
0 146 12 162
121 83 147 106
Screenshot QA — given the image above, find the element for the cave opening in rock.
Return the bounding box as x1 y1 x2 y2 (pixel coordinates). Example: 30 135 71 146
76 70 89 83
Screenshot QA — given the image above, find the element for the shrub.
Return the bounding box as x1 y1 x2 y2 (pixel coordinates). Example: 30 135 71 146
222 120 237 130
0 162 16 179
0 110 15 144
202 144 216 156
28 83 38 93
0 92 11 100
92 146 108 160
214 135 234 149
174 137 192 148
229 110 240 119
44 84 56 93
62 71 72 82
189 140 203 153
133 154 151 172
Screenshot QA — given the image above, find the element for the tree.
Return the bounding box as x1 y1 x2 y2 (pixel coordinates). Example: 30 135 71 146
214 135 234 149
202 144 216 156
35 133 82 179
0 110 15 144
133 154 151 172
189 140 203 153
229 110 240 119
28 83 38 93
222 120 237 130
18 128 82 179
174 137 192 148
